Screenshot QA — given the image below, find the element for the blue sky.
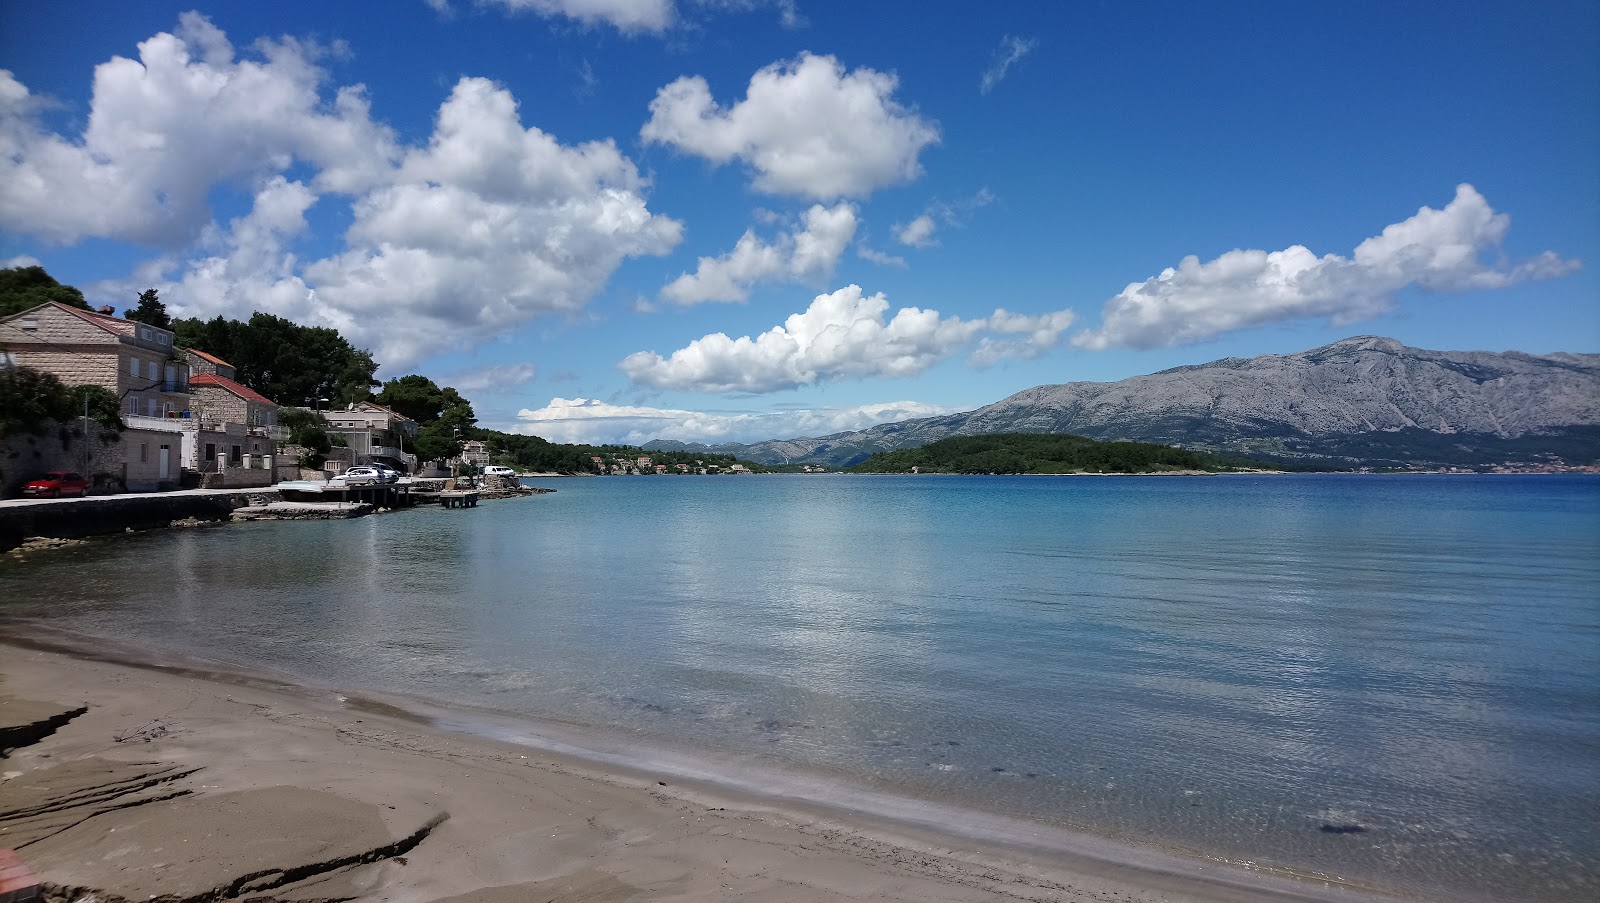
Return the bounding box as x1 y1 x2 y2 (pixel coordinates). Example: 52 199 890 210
2 1 1595 444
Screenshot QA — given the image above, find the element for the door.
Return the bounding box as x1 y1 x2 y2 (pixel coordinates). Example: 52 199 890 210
159 445 170 480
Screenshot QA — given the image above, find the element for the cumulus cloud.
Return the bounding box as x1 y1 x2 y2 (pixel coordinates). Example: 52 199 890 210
2 255 41 268
1073 184 1580 350
513 396 958 445
971 309 1077 368
640 52 938 200
620 284 1074 392
0 13 398 247
661 202 856 304
476 0 675 33
443 362 538 393
980 35 1036 95
295 76 682 365
4 16 683 370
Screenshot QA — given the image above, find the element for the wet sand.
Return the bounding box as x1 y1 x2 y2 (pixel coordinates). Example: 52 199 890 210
0 638 1413 903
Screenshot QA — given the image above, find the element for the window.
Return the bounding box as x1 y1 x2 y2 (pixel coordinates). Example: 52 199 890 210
128 397 138 414
130 358 139 377
147 360 157 380
157 333 170 345
19 317 36 331
231 445 242 464
205 442 216 462
140 444 148 463
139 327 152 340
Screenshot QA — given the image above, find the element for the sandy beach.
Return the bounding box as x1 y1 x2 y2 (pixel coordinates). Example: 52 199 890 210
0 636 1418 903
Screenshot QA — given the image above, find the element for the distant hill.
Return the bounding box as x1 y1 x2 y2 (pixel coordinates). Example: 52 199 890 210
644 337 1600 469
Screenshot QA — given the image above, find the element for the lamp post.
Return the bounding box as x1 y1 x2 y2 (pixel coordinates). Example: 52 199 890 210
82 390 90 484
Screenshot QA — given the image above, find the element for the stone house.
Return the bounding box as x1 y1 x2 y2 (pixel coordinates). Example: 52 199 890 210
189 372 278 432
324 401 419 473
183 347 235 380
0 301 191 419
458 439 489 468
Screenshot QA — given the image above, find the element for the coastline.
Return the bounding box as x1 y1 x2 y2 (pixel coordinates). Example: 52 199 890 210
0 632 1417 903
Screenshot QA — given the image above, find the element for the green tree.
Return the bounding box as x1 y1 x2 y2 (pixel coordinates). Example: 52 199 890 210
0 266 90 319
0 367 121 437
376 374 478 463
278 406 333 468
124 288 171 329
171 311 378 405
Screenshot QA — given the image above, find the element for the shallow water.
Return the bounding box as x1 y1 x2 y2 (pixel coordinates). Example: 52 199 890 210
3 474 1596 901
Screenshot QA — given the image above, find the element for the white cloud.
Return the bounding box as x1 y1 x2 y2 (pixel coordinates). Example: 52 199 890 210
443 362 538 393
640 52 938 200
980 35 1036 95
2 255 41 269
512 396 957 445
662 202 856 304
970 309 1076 368
1073 185 1579 350
0 14 398 247
894 188 994 249
479 0 675 33
895 214 937 248
17 16 683 370
620 284 1075 393
856 245 906 268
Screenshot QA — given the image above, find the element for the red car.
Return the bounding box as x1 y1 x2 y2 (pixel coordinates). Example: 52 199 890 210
22 471 90 498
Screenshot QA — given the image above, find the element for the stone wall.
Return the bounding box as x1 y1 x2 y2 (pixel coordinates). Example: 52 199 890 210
190 385 249 425
0 490 279 552
1 420 129 496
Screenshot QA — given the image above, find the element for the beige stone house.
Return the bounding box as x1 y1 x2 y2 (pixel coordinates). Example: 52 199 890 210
324 401 419 473
0 301 190 418
189 373 278 432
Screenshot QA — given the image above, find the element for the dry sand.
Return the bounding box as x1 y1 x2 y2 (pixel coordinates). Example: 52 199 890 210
0 640 1411 903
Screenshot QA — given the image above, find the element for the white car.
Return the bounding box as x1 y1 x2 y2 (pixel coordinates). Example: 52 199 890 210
332 466 382 486
482 465 516 478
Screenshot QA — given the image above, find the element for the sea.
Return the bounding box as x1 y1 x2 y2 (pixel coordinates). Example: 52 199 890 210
2 474 1596 902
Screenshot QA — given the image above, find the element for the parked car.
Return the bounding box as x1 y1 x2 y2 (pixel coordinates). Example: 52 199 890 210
370 463 402 483
331 466 381 486
482 465 516 478
23 471 91 498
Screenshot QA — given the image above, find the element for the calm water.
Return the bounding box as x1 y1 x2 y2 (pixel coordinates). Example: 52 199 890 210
2 474 1597 901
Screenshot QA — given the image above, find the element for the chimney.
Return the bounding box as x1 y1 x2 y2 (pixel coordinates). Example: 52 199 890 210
98 305 115 314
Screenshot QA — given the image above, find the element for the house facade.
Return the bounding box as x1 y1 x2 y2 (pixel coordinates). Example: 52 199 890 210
324 401 419 473
0 301 191 418
189 372 278 431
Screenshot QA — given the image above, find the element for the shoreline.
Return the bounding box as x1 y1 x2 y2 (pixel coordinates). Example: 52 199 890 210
1 631 1419 903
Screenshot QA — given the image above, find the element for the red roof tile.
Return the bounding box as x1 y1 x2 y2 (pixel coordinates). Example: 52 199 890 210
190 372 274 405
184 347 235 368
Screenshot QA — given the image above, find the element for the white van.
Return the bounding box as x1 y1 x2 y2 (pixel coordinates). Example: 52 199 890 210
482 465 516 478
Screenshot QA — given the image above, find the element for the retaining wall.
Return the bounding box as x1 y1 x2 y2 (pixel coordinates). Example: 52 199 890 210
0 491 281 553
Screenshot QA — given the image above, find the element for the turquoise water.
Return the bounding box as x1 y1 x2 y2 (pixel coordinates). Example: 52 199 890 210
2 474 1597 901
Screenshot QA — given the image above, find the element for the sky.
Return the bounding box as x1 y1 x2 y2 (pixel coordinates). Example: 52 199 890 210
1 0 1595 445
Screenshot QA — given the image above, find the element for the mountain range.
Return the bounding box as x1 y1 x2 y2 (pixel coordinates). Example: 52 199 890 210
644 337 1600 469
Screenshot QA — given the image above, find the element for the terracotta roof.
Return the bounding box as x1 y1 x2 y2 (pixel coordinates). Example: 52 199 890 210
183 347 235 368
190 372 274 405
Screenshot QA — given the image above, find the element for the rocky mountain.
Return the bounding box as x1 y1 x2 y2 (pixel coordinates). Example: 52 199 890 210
646 337 1600 469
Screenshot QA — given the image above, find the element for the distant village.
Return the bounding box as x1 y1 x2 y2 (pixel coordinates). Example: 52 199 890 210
0 299 777 497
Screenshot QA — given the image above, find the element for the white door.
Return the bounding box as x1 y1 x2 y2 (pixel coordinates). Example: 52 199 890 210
159 445 170 479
